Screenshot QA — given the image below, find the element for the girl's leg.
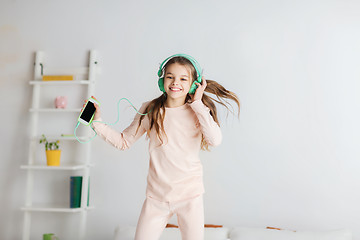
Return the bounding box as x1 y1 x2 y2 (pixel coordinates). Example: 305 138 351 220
134 197 173 240
175 195 204 240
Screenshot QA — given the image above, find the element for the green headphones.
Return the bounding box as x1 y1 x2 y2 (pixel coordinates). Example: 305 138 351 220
158 54 202 94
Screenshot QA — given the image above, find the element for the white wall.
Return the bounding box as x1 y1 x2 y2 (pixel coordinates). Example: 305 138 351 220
1 0 360 239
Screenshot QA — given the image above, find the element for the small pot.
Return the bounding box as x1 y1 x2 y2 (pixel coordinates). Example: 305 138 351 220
46 150 61 166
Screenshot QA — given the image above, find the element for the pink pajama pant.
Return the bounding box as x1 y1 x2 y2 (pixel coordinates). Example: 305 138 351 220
134 194 204 240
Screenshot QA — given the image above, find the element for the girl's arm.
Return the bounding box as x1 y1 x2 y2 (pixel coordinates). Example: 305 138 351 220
189 78 222 146
189 100 222 146
91 102 148 150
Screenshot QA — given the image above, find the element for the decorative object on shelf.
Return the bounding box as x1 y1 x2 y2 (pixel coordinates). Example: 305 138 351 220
42 75 73 81
70 176 90 208
39 134 61 166
43 233 59 240
55 96 68 109
61 134 75 137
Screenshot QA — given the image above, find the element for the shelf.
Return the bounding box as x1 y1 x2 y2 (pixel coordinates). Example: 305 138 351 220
32 135 90 141
29 108 81 113
22 50 98 240
30 80 93 85
21 164 93 171
21 205 94 213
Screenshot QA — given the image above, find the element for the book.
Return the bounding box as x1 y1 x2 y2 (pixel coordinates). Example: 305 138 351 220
42 75 73 81
70 176 89 208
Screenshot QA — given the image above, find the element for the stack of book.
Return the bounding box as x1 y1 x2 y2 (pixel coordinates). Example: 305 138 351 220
70 176 89 208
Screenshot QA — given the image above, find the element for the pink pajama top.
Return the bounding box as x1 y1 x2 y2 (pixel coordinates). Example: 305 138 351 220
92 100 222 202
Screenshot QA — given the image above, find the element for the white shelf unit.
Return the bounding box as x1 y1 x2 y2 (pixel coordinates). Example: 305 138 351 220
29 108 82 113
29 80 94 85
22 50 99 240
21 164 94 171
21 205 95 213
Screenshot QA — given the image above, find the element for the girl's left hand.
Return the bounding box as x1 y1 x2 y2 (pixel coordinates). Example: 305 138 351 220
190 76 207 102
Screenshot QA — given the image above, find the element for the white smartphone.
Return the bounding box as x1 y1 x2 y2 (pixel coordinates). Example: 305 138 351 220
78 97 100 126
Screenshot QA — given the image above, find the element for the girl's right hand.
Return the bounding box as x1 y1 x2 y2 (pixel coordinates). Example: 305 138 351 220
91 96 101 120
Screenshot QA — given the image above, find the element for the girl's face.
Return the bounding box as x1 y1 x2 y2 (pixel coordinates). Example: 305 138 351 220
163 63 192 104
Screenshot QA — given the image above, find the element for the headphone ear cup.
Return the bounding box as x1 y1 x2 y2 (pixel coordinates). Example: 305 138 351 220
189 81 197 94
158 77 166 93
188 77 202 94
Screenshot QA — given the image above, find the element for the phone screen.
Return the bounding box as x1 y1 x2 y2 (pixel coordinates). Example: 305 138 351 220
80 101 96 123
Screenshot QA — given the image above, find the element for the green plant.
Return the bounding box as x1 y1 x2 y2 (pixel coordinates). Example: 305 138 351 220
39 134 60 150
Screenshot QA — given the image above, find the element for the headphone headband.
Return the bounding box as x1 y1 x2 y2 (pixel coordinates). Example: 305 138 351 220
157 54 202 94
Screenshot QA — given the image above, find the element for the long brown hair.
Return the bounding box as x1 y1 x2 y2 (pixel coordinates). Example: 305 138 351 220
138 56 240 150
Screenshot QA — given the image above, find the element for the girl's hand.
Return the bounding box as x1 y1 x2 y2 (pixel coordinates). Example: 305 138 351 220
92 96 101 120
190 76 207 102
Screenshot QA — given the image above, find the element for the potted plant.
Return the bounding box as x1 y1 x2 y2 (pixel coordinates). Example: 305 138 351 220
39 134 61 166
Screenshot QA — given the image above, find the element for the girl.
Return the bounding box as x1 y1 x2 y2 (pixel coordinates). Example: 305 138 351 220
91 54 240 240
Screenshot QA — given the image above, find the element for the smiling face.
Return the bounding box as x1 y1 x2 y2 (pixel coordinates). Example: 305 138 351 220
163 63 193 107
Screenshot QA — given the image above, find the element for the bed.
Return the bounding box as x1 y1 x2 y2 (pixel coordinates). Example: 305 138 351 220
113 225 352 240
